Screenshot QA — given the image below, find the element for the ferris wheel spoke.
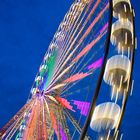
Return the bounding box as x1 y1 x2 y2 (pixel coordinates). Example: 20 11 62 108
53 1 93 62
64 109 90 139
46 28 107 91
47 10 90 86
47 1 104 86
50 4 88 76
0 98 35 139
48 32 107 95
60 45 105 95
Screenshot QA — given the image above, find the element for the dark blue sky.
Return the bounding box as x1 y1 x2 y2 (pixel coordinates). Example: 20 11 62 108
0 0 139 139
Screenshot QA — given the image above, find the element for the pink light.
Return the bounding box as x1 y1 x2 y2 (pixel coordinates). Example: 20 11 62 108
86 57 103 70
51 112 59 138
55 97 75 112
100 23 108 34
72 22 108 63
72 100 90 116
79 3 109 43
59 126 67 140
64 72 89 83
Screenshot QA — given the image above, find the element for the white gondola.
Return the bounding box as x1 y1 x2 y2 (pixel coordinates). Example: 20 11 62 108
104 55 130 87
90 102 120 132
113 0 132 19
111 19 133 52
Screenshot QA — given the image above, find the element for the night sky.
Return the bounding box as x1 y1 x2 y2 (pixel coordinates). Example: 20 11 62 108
0 0 139 139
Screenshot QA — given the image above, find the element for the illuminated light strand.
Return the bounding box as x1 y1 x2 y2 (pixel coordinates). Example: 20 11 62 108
53 5 85 63
0 99 35 139
77 0 102 46
51 112 59 139
43 99 55 138
36 99 46 140
46 1 101 88
72 24 108 63
86 57 103 70
29 4 81 94
99 22 108 34
79 3 109 43
85 0 101 23
46 63 75 92
7 102 35 139
59 126 67 140
64 4 107 80
42 99 48 140
48 83 66 92
47 3 87 78
35 105 41 140
29 0 106 98
46 25 107 92
45 62 75 92
60 54 97 96
23 99 39 139
43 97 51 117
72 100 90 116
64 72 90 83
48 26 108 98
46 5 89 88
61 86 89 98
60 42 106 96
60 29 107 95
55 97 75 112
69 51 103 80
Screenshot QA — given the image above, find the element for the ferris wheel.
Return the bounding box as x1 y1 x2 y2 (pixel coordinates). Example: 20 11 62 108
0 0 136 139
